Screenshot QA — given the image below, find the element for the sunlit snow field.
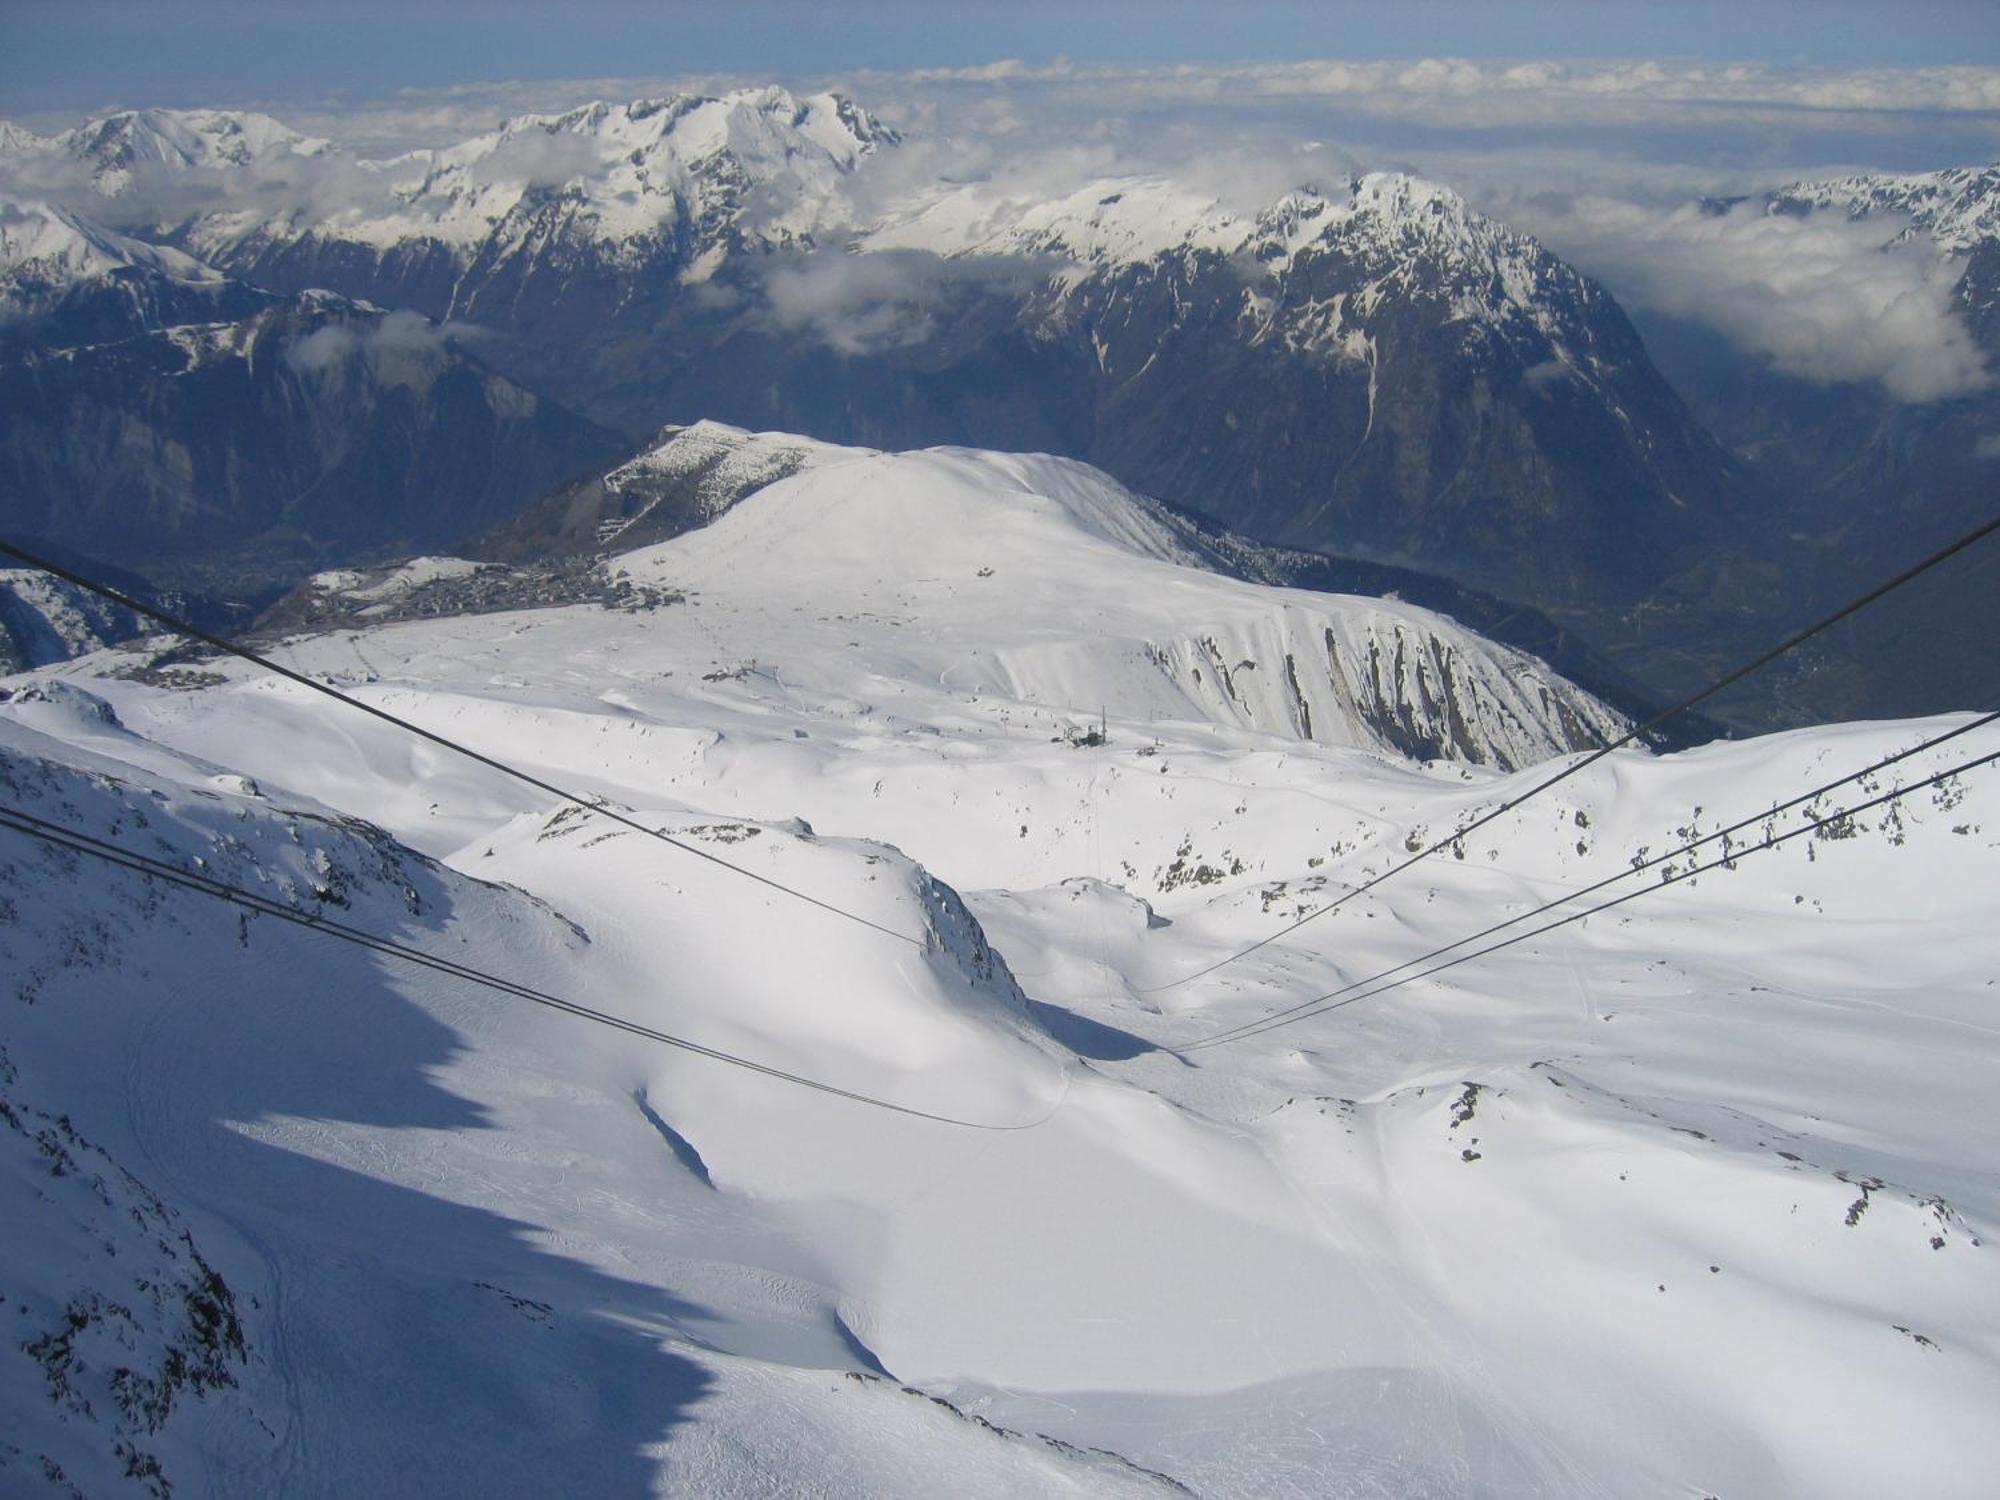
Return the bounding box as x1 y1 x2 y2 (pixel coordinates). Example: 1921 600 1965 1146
4 442 1996 1498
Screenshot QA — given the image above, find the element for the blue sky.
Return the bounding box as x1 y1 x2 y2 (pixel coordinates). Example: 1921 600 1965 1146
4 0 1995 115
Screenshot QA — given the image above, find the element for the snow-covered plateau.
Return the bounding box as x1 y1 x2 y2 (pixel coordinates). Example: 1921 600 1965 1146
2 438 1996 1498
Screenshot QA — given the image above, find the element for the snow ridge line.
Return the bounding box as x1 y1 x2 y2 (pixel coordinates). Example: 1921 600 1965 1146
0 799 1069 1131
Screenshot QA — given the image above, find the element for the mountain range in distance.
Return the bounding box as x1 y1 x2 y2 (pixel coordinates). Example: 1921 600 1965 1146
2 87 1996 729
4 77 1999 1500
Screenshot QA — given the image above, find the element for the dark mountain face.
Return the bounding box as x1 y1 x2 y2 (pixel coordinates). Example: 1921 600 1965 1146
0 285 623 594
0 264 270 356
21 97 1989 730
472 421 855 562
192 178 1746 622
91 93 1743 627
625 257 1734 614
1629 167 2000 724
1634 329 1999 726
217 233 470 333
0 187 626 601
1062 231 1738 611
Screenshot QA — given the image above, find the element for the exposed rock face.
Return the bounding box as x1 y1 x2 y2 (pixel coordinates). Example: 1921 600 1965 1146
51 96 1741 618
0 273 623 592
475 421 866 563
1027 175 1739 609
1637 164 2000 723
0 570 144 673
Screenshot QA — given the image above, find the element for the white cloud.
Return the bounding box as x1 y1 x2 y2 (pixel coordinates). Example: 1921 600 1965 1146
903 58 1076 85
0 137 424 242
759 249 1050 355
284 320 361 372
10 55 1997 403
1529 197 1988 401
1522 358 1571 391
472 129 602 192
762 252 935 353
285 309 471 385
832 56 2000 160
35 56 1976 165
1246 57 2000 116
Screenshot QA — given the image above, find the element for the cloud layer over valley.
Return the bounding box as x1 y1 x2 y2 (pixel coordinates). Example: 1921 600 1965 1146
6 54 1997 402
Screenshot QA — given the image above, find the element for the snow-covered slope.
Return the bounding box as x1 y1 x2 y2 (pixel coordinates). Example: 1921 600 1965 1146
0 121 54 157
177 88 891 287
0 197 222 314
479 421 1678 739
868 168 1593 349
0 697 1194 1497
481 424 1628 768
599 441 1627 769
52 107 332 195
0 198 217 283
3 424 1997 1493
0 569 144 672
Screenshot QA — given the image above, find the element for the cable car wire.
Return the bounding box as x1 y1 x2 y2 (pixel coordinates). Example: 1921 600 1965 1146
0 537 925 948
1139 509 2000 995
0 799 1062 1131
1185 711 1997 1048
1181 744 1999 1052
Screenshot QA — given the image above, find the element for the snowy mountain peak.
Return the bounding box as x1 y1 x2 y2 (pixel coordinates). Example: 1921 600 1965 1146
868 165 1569 320
1339 172 1519 257
464 86 892 172
52 107 332 194
864 173 1251 266
0 120 54 156
265 86 895 262
601 421 870 539
613 437 1627 768
609 419 869 498
0 197 221 295
11 88 1583 363
1769 162 2000 254
614 439 1218 580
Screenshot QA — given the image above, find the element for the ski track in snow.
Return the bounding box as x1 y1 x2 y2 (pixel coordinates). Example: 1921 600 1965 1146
2 443 1998 1498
